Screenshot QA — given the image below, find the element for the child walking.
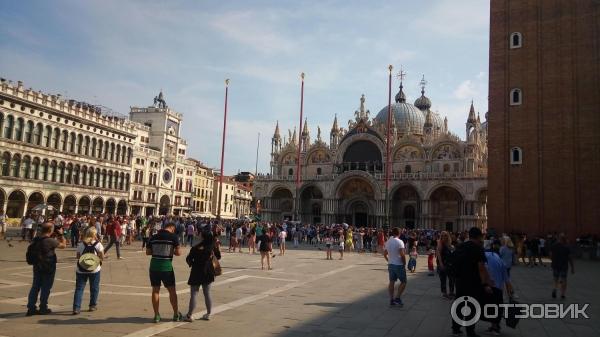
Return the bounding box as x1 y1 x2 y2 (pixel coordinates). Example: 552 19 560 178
408 246 418 273
427 246 435 276
324 234 333 260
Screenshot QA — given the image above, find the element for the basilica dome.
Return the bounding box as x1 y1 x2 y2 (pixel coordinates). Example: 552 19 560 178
375 85 425 135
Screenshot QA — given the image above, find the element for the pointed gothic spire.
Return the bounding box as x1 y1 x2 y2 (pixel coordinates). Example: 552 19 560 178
331 114 339 132
273 120 281 139
292 127 297 144
302 118 309 135
468 100 476 123
444 116 448 132
477 112 481 125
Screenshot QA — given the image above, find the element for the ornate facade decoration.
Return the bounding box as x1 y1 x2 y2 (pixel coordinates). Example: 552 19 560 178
255 77 488 231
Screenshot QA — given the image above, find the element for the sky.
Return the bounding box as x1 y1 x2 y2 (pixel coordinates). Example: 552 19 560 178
0 0 490 175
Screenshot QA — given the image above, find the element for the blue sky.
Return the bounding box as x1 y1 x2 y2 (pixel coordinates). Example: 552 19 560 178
0 0 490 174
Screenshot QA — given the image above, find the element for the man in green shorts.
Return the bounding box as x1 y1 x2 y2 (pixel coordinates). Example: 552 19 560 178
146 222 182 322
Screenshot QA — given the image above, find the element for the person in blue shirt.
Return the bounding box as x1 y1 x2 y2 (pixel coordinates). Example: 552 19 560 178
484 242 514 336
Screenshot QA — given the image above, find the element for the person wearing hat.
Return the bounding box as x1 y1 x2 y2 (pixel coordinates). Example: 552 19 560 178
72 227 104 315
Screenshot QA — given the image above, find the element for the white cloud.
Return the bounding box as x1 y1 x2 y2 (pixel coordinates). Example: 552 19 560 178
453 80 478 100
209 10 296 54
414 0 489 39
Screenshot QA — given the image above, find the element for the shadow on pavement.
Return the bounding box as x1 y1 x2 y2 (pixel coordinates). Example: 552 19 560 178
38 316 149 325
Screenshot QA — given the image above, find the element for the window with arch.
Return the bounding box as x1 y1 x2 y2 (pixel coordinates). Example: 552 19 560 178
24 121 34 143
3 115 14 139
510 32 522 48
14 118 24 141
33 123 43 145
43 126 51 147
316 167 322 175
404 165 412 173
510 147 523 165
510 88 522 106
52 128 60 149
1 152 10 176
61 130 68 151
288 168 293 176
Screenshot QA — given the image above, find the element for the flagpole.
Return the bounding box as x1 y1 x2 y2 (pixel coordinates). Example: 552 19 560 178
255 132 260 176
295 72 305 222
217 79 230 225
385 65 393 229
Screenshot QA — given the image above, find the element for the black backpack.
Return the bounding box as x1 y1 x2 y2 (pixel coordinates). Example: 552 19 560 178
26 237 53 272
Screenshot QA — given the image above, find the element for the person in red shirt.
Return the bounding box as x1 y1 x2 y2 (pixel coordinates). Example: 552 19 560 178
377 229 386 255
104 216 123 259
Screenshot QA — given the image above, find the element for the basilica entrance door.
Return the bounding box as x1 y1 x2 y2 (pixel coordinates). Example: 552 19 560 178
347 200 369 226
354 212 368 227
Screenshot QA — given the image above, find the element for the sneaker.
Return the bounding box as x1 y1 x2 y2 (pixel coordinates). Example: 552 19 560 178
552 289 557 298
89 306 97 312
72 310 80 315
173 312 183 322
394 298 404 307
201 313 210 321
118 256 125 260
38 308 52 315
183 314 193 322
26 309 39 316
153 314 161 323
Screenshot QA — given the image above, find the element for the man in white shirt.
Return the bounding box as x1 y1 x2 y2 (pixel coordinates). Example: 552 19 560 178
235 226 243 252
383 227 407 307
279 229 287 256
22 215 35 242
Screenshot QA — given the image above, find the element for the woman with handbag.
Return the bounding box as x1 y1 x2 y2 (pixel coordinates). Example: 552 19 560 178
184 227 221 321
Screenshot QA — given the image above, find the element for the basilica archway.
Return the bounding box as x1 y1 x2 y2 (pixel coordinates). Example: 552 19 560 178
336 177 375 226
429 186 463 231
339 140 383 174
300 185 323 224
270 187 294 221
391 185 420 228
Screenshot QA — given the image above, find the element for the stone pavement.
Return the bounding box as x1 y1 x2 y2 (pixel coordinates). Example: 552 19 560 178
0 238 598 337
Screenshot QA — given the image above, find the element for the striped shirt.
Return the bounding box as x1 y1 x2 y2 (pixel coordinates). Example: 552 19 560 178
148 230 179 272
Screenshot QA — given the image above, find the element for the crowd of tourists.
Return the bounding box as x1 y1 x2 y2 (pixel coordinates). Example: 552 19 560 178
4 211 579 336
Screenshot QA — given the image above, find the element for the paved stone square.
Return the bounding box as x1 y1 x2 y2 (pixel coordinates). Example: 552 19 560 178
0 238 598 337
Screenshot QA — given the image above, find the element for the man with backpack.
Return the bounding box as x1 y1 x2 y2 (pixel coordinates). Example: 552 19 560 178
26 222 66 316
451 227 494 337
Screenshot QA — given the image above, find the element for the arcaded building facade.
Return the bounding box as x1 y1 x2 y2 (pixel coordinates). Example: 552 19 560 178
488 0 600 238
254 80 488 231
0 79 134 218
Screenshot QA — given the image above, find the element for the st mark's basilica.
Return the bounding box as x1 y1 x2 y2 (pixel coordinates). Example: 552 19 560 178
254 77 488 231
